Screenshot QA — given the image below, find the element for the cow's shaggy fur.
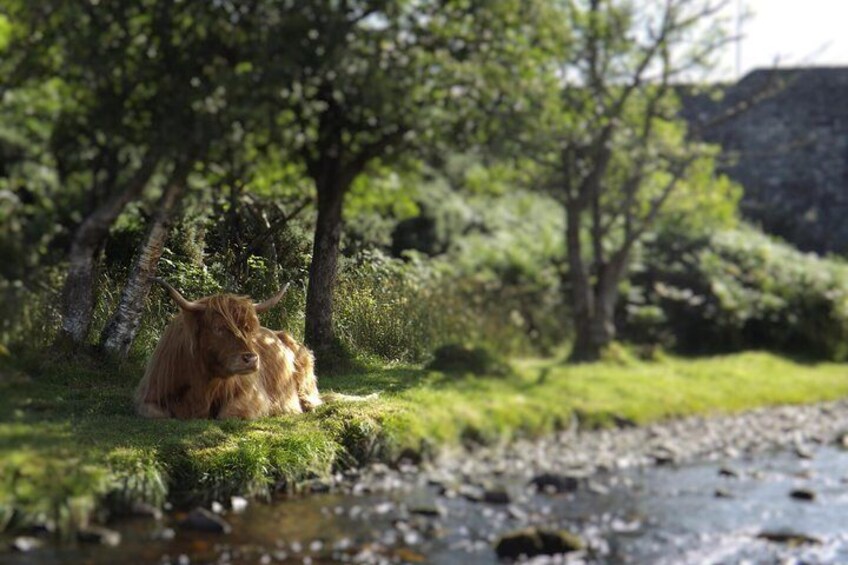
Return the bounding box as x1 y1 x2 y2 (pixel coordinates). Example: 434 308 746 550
135 291 322 420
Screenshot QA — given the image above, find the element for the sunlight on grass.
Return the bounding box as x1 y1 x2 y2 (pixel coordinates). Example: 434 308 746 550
1 351 846 525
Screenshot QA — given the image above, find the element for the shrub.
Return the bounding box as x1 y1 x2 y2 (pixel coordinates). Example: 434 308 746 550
624 225 848 360
426 343 514 377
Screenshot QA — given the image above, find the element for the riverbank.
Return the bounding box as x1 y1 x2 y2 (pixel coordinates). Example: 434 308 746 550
1 350 847 533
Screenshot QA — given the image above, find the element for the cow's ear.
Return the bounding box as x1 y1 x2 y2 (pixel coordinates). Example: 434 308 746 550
254 283 289 314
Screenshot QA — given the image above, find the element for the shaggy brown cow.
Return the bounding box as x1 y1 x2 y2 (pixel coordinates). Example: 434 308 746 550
135 278 322 419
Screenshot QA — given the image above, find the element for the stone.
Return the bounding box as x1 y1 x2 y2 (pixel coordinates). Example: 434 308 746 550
529 473 580 494
179 507 233 534
482 487 511 504
758 530 821 546
129 501 163 520
789 489 816 502
718 466 739 478
714 488 734 499
77 526 121 547
409 503 444 517
495 528 583 559
230 496 249 513
10 536 43 552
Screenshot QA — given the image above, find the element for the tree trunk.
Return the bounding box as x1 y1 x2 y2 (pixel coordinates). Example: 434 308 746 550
99 162 191 357
304 174 346 361
56 152 160 347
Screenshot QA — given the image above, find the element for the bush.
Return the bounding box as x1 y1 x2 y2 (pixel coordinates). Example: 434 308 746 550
624 225 848 360
426 343 514 377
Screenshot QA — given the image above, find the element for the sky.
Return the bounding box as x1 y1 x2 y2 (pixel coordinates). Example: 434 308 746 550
719 0 848 79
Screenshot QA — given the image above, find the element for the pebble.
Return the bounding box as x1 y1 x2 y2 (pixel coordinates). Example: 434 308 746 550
789 488 816 501
77 526 122 546
179 507 232 534
494 527 583 559
10 536 43 552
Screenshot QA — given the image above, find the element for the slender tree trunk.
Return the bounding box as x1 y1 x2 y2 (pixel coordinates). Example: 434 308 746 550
566 201 600 362
56 152 160 347
99 162 191 357
304 173 347 361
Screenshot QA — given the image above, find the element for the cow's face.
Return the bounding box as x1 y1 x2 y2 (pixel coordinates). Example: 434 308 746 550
197 304 261 378
153 278 289 379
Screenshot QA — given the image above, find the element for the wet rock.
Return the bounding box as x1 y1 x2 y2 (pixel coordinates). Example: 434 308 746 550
128 501 163 520
789 488 816 501
152 527 176 541
718 466 739 478
529 473 580 494
458 484 484 502
309 480 332 494
587 481 610 495
482 487 511 504
10 536 43 552
179 507 233 534
507 505 528 522
494 527 583 559
794 445 814 459
77 526 121 547
714 488 734 499
230 496 249 513
409 503 444 517
837 432 848 449
757 530 821 546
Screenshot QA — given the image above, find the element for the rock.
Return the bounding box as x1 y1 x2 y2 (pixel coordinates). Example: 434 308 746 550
409 503 444 517
129 501 163 520
794 445 814 460
482 487 511 504
152 527 176 541
587 481 610 495
230 496 249 513
179 507 233 534
714 488 734 499
309 480 332 494
495 528 583 559
77 526 121 547
458 484 484 502
789 489 816 501
757 530 821 546
10 536 43 552
718 466 739 478
837 432 848 449
529 473 580 494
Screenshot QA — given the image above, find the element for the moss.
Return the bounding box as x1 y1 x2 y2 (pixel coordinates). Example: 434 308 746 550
2 351 848 531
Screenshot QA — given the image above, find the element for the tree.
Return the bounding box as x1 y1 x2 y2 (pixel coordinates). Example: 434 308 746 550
3 1 276 352
530 0 733 361
256 0 562 361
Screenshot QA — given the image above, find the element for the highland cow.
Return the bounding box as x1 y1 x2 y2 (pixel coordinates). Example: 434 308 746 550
135 278 322 419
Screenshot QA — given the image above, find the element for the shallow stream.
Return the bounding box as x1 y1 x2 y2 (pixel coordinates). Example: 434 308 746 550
6 444 848 564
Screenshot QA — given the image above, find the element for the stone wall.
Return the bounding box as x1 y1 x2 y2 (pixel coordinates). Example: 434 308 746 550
681 67 848 255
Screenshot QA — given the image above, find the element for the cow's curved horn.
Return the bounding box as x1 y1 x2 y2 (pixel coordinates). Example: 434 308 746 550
254 283 290 313
152 277 206 312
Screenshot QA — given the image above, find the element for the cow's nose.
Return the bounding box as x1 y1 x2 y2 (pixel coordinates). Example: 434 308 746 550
242 353 258 365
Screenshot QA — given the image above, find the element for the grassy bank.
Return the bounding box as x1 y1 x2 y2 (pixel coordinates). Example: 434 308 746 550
1 351 847 531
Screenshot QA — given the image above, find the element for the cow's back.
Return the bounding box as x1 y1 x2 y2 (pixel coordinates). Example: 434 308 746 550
255 327 302 415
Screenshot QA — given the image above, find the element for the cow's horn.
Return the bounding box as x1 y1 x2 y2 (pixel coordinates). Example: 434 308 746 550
152 277 206 312
254 283 290 313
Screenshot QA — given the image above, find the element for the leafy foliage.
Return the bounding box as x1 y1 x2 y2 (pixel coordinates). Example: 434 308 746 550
626 225 848 360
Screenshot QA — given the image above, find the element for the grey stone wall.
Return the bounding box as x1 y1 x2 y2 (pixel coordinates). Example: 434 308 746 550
681 67 848 255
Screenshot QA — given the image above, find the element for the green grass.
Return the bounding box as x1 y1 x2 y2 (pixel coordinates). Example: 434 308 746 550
1 350 847 531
